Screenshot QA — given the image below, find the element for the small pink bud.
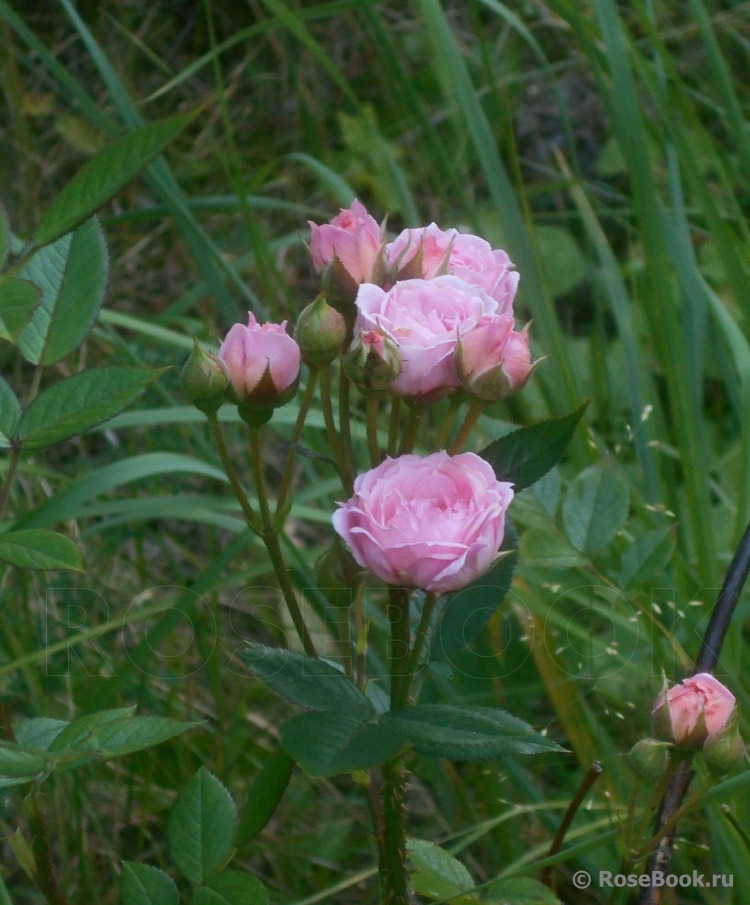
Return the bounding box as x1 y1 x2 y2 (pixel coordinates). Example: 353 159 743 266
181 339 229 414
308 201 385 305
651 673 737 750
294 294 347 366
455 317 535 401
343 329 402 394
219 313 301 410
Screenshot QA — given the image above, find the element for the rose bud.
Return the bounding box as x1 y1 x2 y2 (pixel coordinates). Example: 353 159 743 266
342 329 402 394
181 339 229 414
294 294 347 366
332 451 514 595
454 316 528 401
651 673 737 750
629 738 671 779
386 224 519 313
309 200 386 306
219 313 301 412
703 712 746 773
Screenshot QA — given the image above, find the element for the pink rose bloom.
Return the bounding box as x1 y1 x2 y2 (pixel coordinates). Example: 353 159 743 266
332 451 514 595
386 223 519 313
308 200 383 285
354 276 499 398
456 317 533 400
652 673 736 749
219 313 301 407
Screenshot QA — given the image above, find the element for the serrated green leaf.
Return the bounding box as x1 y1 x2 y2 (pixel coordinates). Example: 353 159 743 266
48 707 134 758
0 279 42 343
0 741 48 779
479 401 589 492
519 527 587 569
241 641 374 717
121 862 179 905
236 747 294 848
562 463 630 554
12 718 68 751
0 529 83 571
484 876 562 905
435 525 517 659
386 705 562 760
281 710 404 777
34 111 200 247
618 527 675 588
191 871 268 905
0 377 21 448
168 767 236 884
17 366 165 449
407 838 480 905
16 217 107 364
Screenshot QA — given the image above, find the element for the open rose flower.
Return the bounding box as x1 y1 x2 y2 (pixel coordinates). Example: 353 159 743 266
309 200 384 286
353 276 499 399
652 673 737 749
219 313 301 408
332 451 514 595
386 223 519 313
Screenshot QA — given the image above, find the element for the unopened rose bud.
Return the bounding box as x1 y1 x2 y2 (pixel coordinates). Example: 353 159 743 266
629 738 671 778
456 317 536 401
181 339 230 414
308 201 386 307
343 329 402 394
651 673 737 750
219 313 301 413
293 294 347 366
703 712 746 773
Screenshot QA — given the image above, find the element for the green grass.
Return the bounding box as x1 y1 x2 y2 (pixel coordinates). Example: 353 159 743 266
2 0 750 902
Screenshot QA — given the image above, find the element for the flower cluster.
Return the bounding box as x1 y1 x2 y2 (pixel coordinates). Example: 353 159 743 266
183 202 534 597
308 202 536 402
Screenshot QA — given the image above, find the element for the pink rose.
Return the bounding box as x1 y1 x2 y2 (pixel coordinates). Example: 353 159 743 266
219 313 301 408
386 223 519 313
456 317 533 400
332 451 514 595
651 673 736 749
308 200 383 285
353 276 499 398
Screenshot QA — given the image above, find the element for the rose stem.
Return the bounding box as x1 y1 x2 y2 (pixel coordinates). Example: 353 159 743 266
319 364 354 494
448 400 487 455
541 761 602 889
366 396 381 466
275 369 318 517
397 405 423 455
405 592 438 680
434 395 463 451
638 518 750 904
247 425 317 658
339 368 357 482
206 412 262 533
387 397 402 456
380 585 412 905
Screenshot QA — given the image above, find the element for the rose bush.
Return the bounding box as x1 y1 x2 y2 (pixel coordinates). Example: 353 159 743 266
386 222 519 312
651 672 737 749
219 313 301 408
332 450 514 594
353 276 500 399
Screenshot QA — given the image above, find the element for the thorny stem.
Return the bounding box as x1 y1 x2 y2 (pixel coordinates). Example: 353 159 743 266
380 585 413 905
275 369 318 516
248 426 317 658
638 517 750 904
